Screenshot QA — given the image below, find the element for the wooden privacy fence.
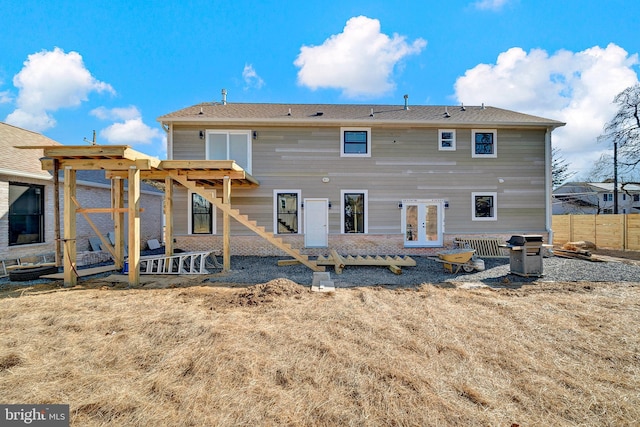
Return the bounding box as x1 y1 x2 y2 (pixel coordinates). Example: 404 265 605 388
552 214 640 251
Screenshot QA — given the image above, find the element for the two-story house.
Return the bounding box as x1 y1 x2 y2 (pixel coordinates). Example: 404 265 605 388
553 182 640 214
157 100 565 256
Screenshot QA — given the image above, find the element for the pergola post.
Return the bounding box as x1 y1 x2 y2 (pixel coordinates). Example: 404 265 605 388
223 175 231 271
128 166 141 286
113 177 125 270
63 166 77 287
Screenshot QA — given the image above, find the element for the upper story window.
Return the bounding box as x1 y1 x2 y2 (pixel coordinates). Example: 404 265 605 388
341 190 368 233
341 127 371 157
274 190 300 234
472 129 497 158
206 130 252 173
472 192 497 221
603 193 613 202
9 182 45 245
634 194 640 202
438 129 456 151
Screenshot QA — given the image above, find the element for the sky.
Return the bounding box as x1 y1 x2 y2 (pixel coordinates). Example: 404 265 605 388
1 0 639 179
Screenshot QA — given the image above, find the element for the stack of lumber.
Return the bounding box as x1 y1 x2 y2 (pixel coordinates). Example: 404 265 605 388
554 241 604 262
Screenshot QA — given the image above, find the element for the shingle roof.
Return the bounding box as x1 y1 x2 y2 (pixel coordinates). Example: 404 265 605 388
158 102 565 128
0 122 60 179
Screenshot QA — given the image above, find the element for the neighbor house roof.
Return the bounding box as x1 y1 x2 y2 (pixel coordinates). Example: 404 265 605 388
554 182 640 194
158 102 566 129
0 122 60 180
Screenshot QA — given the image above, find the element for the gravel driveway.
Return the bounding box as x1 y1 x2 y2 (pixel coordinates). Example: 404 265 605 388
205 255 640 287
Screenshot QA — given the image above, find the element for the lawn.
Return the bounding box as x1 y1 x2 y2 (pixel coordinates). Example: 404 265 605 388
1 278 639 426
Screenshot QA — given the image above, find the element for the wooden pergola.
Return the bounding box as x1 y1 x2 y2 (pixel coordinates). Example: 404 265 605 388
23 145 259 287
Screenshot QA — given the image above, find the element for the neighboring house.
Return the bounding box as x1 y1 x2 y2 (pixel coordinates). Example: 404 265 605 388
553 182 640 214
157 100 565 255
0 122 164 264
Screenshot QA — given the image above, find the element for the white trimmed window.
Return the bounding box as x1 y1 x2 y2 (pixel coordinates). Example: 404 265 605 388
274 190 301 234
603 193 613 202
188 190 216 234
472 192 497 221
438 129 456 151
341 190 368 233
341 127 371 157
205 130 252 173
472 129 497 158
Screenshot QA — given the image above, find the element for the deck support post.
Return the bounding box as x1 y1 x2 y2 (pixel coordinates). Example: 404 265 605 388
223 175 231 271
164 176 174 256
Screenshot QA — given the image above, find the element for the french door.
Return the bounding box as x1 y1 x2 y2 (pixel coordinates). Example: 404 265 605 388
402 200 444 247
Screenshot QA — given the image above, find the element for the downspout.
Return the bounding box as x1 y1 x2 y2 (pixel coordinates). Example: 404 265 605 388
162 122 172 160
545 127 553 244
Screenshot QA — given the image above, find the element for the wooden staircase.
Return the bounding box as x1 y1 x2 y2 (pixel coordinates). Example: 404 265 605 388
170 174 324 272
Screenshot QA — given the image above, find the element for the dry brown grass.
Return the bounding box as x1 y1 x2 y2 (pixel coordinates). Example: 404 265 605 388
1 278 639 426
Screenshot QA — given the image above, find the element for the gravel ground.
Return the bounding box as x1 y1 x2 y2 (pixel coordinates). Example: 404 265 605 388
204 255 640 287
3 253 639 289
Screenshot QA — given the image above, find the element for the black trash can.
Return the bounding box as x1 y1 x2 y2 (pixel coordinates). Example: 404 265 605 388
505 235 544 277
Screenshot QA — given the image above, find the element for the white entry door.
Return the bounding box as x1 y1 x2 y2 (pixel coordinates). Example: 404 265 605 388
402 200 444 247
304 198 328 248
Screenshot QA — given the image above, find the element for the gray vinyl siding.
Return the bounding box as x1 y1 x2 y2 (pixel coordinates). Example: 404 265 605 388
171 124 548 236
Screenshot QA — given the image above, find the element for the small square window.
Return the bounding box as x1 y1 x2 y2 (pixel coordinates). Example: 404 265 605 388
341 128 371 157
633 194 640 202
472 129 497 158
472 192 497 221
438 129 456 151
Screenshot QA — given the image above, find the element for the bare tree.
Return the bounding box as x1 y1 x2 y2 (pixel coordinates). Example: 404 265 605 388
599 84 640 196
552 147 576 187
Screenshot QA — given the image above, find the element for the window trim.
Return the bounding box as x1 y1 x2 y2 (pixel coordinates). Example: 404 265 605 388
340 127 371 157
205 129 252 174
471 129 497 158
273 190 301 234
188 190 216 235
438 129 456 151
9 182 45 246
471 192 497 221
340 190 368 233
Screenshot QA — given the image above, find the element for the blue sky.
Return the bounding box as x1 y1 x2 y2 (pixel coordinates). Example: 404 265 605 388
1 0 639 178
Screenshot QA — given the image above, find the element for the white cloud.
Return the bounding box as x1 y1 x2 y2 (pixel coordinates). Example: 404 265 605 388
93 106 163 146
91 105 141 121
4 47 114 132
473 0 510 10
454 43 639 175
242 64 264 89
294 16 426 98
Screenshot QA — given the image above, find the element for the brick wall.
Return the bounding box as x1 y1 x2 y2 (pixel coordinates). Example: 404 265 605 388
1 177 163 262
